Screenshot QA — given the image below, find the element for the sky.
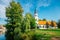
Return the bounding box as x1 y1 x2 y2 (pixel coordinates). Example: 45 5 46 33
0 0 60 24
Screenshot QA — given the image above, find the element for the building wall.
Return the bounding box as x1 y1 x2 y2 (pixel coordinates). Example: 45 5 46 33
38 25 47 29
38 24 58 29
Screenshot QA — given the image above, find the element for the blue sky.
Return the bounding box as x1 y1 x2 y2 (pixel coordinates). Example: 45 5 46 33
15 0 60 21
0 0 60 24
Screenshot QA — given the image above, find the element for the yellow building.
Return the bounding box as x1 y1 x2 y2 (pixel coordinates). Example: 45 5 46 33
38 20 57 29
34 9 57 29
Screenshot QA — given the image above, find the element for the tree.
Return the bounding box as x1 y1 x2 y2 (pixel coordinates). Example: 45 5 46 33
25 13 36 30
5 1 23 40
20 17 26 33
25 13 31 30
38 19 41 21
42 18 46 21
46 22 49 28
57 19 60 28
30 16 36 29
50 20 54 27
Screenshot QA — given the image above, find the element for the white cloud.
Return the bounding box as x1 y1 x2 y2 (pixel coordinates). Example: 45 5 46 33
0 0 12 18
23 3 33 13
0 0 12 6
22 0 51 14
37 0 51 9
0 5 6 18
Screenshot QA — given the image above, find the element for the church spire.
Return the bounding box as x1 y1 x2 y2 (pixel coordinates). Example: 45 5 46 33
34 8 37 14
34 8 38 24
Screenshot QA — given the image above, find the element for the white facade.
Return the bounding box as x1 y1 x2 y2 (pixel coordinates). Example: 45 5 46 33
38 25 58 29
34 8 57 29
38 25 47 29
34 9 38 24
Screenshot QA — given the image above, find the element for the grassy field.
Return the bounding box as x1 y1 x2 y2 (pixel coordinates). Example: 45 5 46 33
35 29 60 36
25 29 60 40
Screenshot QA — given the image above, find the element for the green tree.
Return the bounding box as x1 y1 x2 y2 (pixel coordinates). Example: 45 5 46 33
25 13 36 30
50 20 54 27
30 16 36 29
42 18 46 21
25 13 32 30
57 19 60 28
5 1 23 40
21 17 26 33
38 19 41 21
46 22 49 28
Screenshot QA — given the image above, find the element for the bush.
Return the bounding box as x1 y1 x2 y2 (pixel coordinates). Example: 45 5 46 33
14 30 51 40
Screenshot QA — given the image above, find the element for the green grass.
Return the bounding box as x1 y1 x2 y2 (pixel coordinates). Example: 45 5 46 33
25 29 60 40
20 29 60 40
26 29 60 36
35 29 60 36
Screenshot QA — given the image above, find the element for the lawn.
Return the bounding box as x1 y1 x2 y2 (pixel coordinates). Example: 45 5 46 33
25 29 60 40
35 29 60 36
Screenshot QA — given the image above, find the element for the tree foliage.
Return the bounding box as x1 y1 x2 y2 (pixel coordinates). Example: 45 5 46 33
50 20 54 27
42 18 46 21
5 1 23 40
46 22 49 28
57 19 60 28
5 0 36 40
25 13 36 30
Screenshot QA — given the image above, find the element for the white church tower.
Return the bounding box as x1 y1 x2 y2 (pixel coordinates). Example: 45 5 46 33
34 8 38 25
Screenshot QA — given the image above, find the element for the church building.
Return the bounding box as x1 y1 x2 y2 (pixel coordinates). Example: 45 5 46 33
34 9 57 29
